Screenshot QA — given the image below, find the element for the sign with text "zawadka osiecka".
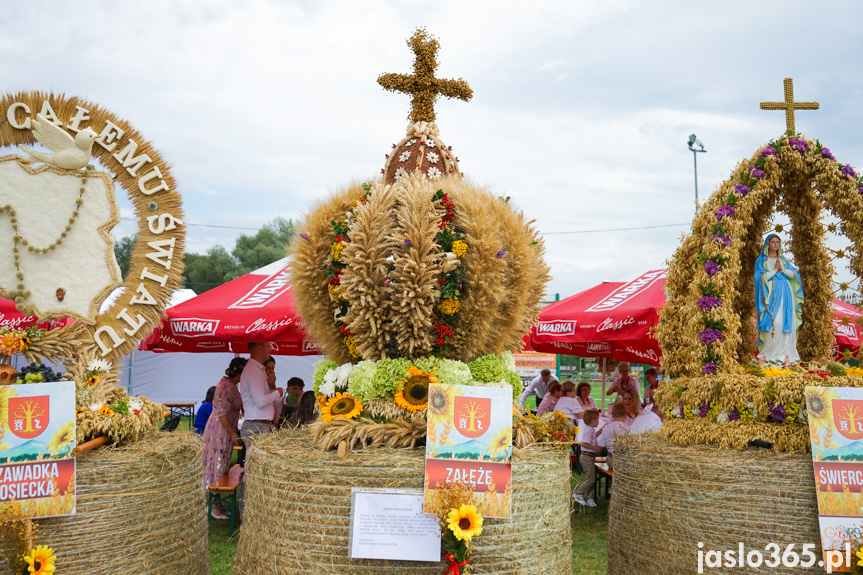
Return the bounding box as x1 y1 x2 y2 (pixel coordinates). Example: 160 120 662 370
0 381 76 518
806 385 863 573
424 384 512 518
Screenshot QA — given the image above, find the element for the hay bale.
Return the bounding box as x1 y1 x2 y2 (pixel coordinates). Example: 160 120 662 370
608 434 820 575
1 432 208 575
234 429 572 575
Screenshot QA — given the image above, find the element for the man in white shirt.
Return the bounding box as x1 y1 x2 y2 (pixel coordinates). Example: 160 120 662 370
518 369 559 410
240 342 284 443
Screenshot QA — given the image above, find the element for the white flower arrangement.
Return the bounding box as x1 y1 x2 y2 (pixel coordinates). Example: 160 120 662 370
427 167 442 180
716 411 729 424
321 363 353 397
796 406 808 424
424 138 435 147
405 139 417 146
89 402 103 412
426 151 440 164
394 167 408 182
129 398 143 415
399 151 411 162
86 358 112 374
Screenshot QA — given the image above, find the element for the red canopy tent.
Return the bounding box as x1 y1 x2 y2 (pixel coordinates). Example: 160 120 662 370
0 298 71 332
140 258 320 356
831 299 863 360
529 270 666 409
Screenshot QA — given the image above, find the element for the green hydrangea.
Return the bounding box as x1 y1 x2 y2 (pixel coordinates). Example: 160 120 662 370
434 359 472 387
411 356 440 375
346 360 379 403
347 358 411 403
312 359 338 394
468 354 521 400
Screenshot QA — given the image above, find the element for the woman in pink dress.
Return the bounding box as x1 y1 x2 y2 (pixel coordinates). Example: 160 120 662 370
202 357 247 516
536 381 563 416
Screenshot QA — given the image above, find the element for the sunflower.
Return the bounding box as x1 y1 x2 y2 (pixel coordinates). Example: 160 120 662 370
0 385 17 428
18 336 31 351
394 367 438 412
488 427 512 459
86 375 100 386
806 387 837 431
321 392 363 422
447 505 483 541
23 545 56 575
427 384 458 430
47 421 75 456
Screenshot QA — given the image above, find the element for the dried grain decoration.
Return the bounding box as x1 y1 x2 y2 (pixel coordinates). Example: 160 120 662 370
607 433 820 575
234 429 572 575
0 92 185 366
291 172 548 363
0 432 207 575
658 135 861 377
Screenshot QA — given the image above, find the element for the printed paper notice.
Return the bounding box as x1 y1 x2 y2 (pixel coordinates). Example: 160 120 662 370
348 489 440 561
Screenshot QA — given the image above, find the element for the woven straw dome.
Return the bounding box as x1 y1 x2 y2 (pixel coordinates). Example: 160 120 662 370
291 171 549 364
383 129 460 184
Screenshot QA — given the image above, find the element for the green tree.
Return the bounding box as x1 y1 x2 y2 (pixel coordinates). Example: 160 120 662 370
113 234 137 281
232 217 295 275
183 245 238 293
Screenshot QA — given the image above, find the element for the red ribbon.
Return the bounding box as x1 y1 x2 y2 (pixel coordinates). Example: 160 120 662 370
445 552 468 575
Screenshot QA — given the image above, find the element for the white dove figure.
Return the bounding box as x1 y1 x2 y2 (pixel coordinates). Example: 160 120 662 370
20 113 98 169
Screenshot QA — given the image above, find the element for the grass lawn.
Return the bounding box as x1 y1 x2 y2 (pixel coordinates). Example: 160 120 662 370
206 467 609 574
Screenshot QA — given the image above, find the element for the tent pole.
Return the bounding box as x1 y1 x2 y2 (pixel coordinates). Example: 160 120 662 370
601 357 607 413
127 352 135 396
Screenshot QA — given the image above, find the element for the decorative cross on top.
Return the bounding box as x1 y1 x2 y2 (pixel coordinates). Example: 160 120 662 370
760 78 819 134
377 28 473 124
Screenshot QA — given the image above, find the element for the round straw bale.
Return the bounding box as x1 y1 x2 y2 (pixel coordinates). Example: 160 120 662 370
0 431 207 575
607 433 821 575
234 429 572 574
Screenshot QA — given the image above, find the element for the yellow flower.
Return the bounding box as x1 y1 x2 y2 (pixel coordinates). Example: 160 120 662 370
856 547 863 567
98 405 115 417
321 392 363 422
847 366 863 378
438 298 460 316
23 545 56 575
0 334 20 356
86 375 100 386
47 420 75 456
806 387 836 431
18 336 31 352
0 385 17 429
488 427 512 459
331 241 345 261
328 283 344 302
447 505 483 541
394 367 438 412
763 367 792 377
427 384 457 430
451 240 468 258
344 335 359 358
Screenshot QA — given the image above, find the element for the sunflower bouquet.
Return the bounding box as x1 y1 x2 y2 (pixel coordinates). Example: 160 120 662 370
426 482 483 575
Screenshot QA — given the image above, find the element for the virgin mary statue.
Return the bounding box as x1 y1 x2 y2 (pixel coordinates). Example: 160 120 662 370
755 234 804 364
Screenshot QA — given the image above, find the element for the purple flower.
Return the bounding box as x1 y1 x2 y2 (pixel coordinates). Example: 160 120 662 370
711 233 731 247
496 250 506 258
820 147 835 161
702 362 718 375
698 403 710 417
403 238 412 246
679 402 685 418
842 164 858 180
697 295 722 311
715 205 735 220
748 165 765 180
787 138 809 153
300 233 309 240
734 184 750 196
859 186 863 195
728 408 740 422
761 145 777 158
768 402 787 423
704 260 722 278
700 328 724 345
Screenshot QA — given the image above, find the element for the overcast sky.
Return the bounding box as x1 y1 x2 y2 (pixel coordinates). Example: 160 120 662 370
4 1 863 298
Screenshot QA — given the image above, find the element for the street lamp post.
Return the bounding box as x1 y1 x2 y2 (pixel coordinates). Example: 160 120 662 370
687 134 706 210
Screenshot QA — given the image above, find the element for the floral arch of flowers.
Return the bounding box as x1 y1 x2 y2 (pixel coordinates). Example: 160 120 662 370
654 133 863 451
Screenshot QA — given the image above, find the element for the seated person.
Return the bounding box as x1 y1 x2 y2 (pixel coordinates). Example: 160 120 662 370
642 367 660 406
552 381 579 421
597 401 628 469
573 381 598 418
194 386 216 435
573 409 601 507
536 381 563 416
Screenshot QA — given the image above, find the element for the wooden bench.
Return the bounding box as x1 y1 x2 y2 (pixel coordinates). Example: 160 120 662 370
208 464 244 536
595 461 612 501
